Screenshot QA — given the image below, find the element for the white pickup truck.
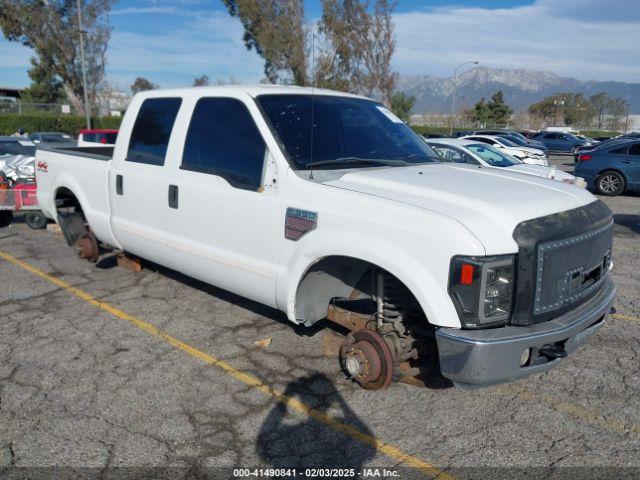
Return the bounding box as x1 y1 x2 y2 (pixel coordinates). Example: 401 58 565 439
36 86 616 389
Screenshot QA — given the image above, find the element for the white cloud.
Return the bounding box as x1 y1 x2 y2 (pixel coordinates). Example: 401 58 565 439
393 0 640 82
106 11 264 86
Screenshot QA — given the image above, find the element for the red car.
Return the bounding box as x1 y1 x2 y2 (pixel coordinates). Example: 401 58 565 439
77 129 118 146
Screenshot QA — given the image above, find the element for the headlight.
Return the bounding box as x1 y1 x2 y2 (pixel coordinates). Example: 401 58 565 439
448 255 515 328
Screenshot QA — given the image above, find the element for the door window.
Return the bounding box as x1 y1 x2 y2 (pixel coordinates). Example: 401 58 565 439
182 97 266 191
127 98 182 166
628 143 640 155
610 145 629 154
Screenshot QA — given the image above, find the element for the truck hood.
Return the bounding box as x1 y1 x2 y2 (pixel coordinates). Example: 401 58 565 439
323 163 597 254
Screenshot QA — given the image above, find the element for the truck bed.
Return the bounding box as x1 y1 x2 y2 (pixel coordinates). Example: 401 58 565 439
35 145 118 248
38 146 114 161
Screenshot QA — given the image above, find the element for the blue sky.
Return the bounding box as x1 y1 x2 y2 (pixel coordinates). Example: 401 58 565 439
1 0 639 91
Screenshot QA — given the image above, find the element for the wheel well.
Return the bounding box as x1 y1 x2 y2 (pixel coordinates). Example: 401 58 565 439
54 187 85 219
294 256 423 326
598 168 625 177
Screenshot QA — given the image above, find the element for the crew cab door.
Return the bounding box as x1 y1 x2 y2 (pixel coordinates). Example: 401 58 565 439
109 97 183 262
161 95 282 307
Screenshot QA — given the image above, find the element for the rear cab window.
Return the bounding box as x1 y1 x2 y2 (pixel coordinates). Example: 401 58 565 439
127 98 182 166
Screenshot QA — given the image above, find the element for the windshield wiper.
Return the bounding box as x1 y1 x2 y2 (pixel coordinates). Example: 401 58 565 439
304 157 410 169
395 153 439 162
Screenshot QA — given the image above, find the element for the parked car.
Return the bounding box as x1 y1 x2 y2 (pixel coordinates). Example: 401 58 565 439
452 130 474 138
426 138 580 185
461 135 548 166
459 129 547 151
533 132 588 152
573 135 639 160
77 129 118 147
496 133 549 155
36 86 616 389
422 133 447 138
569 135 599 155
29 132 76 148
575 139 640 196
519 130 539 139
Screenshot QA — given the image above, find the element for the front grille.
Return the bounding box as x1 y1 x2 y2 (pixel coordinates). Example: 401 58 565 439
511 200 613 325
534 222 612 315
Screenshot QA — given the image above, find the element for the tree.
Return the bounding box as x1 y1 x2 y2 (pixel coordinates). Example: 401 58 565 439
221 0 308 85
316 0 397 105
361 0 396 106
20 53 66 104
528 92 621 129
389 91 414 122
315 0 369 93
221 0 398 104
528 95 561 124
130 77 157 95
562 93 595 127
471 98 491 126
0 0 114 116
193 75 210 87
486 91 513 125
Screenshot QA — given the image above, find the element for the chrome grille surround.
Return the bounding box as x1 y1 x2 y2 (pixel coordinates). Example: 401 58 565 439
534 221 613 315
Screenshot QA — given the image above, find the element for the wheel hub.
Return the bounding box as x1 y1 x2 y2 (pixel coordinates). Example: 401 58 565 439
75 231 99 263
339 329 394 390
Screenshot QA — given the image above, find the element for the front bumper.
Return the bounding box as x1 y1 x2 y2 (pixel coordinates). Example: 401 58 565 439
436 277 616 387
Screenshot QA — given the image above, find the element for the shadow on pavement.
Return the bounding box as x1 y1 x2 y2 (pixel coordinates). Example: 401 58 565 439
256 373 376 475
613 214 640 235
94 252 324 337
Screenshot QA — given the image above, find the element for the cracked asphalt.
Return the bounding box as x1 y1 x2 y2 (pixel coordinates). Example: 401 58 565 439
0 155 639 479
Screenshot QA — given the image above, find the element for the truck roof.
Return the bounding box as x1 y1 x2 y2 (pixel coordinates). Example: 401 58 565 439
133 84 371 101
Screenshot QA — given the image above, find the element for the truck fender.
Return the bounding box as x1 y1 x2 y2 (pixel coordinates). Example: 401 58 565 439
281 233 462 329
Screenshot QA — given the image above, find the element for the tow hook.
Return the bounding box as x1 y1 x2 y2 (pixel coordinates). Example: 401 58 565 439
538 343 568 360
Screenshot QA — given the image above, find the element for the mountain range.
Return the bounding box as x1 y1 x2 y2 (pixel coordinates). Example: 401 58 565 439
398 67 640 114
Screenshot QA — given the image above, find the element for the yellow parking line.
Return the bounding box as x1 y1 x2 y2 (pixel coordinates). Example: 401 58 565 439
513 387 640 438
612 313 640 324
0 251 452 480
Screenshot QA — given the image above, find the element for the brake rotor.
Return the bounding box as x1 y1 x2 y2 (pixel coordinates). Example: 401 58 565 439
75 231 99 263
339 329 395 390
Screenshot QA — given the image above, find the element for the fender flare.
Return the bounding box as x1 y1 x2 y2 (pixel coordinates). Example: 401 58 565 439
282 236 459 328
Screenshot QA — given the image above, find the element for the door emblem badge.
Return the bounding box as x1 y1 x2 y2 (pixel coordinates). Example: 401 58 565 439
285 208 317 241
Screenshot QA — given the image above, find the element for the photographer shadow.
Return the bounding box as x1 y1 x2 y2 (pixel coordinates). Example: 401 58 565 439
256 373 375 475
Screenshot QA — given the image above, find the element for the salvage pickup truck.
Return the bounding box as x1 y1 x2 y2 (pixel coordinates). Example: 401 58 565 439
36 86 616 389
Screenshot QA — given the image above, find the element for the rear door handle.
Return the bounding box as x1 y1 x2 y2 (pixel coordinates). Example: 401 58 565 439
621 160 632 164
168 184 179 209
116 175 123 195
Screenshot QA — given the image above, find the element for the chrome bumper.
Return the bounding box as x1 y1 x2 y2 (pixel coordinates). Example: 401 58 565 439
436 277 616 387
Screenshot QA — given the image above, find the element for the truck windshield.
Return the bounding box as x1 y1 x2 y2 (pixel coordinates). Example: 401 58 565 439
257 94 439 170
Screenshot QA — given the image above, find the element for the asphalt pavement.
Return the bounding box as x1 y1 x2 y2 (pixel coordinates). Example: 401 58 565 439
0 156 639 479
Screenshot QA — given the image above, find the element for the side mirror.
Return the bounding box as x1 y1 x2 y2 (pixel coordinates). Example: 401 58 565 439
33 140 40 144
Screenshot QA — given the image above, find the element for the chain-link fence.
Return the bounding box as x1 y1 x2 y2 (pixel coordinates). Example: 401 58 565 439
0 99 80 115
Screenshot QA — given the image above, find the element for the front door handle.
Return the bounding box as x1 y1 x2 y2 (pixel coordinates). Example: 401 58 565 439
621 160 632 164
168 184 179 209
116 175 123 195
